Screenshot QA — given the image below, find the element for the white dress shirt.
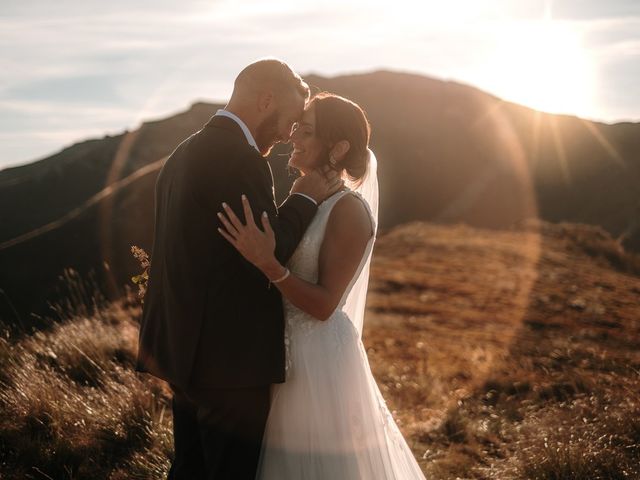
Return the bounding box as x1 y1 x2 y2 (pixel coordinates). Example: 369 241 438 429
214 109 317 206
214 109 259 152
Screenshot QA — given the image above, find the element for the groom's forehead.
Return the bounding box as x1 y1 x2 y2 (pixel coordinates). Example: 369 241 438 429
280 91 304 112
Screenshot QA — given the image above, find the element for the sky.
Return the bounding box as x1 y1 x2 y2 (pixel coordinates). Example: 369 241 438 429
1 0 639 170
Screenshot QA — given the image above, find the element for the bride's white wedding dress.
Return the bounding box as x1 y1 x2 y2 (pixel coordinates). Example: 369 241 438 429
256 170 426 479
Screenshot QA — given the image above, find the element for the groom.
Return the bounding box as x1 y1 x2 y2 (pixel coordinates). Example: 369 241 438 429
136 59 340 479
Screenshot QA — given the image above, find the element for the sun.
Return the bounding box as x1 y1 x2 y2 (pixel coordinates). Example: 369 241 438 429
479 21 596 117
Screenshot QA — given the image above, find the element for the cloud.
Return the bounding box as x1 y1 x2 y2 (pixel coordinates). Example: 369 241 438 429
0 0 205 19
549 0 640 20
0 0 638 170
3 75 124 104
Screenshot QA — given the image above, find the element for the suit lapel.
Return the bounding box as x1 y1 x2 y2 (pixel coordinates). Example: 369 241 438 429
206 114 276 203
265 160 276 203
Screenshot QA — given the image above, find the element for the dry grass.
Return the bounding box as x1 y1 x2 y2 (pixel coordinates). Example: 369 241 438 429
1 219 639 479
365 221 640 479
0 300 173 479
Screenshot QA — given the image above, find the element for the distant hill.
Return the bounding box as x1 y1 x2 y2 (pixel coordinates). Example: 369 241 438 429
1 70 639 323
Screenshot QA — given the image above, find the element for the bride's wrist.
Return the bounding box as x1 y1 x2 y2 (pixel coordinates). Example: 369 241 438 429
259 258 285 280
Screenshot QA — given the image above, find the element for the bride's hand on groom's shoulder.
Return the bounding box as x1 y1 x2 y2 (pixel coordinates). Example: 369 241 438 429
217 195 281 274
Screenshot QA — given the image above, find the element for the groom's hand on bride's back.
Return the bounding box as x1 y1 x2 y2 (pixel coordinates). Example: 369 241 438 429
290 166 344 204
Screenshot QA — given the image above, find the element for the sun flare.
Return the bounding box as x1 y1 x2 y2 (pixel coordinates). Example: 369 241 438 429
480 21 596 117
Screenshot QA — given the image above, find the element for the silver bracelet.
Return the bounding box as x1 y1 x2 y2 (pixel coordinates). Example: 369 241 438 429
271 268 290 284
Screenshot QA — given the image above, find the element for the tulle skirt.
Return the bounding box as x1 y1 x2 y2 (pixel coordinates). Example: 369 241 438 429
256 311 426 480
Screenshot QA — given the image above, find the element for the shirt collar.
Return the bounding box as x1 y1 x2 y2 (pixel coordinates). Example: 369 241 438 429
214 109 259 152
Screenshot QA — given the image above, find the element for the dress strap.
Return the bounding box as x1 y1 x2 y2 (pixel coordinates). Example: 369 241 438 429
317 189 376 242
339 190 377 236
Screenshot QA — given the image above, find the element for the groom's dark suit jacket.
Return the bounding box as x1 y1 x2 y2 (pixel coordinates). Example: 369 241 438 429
136 115 317 390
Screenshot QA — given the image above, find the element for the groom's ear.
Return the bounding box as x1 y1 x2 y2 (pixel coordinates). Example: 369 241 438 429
257 90 275 113
331 140 351 162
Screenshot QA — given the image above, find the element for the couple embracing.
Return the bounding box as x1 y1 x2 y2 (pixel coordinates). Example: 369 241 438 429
136 58 426 480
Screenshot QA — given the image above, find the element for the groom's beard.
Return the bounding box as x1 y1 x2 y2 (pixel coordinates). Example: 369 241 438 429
255 109 280 157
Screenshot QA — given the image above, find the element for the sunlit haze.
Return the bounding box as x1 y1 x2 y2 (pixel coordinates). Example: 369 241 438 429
0 0 638 169
478 20 596 117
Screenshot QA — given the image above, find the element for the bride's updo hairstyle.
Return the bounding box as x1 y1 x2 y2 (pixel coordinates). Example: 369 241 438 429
309 92 371 186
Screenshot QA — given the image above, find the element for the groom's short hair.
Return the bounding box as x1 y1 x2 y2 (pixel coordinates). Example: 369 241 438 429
234 58 310 102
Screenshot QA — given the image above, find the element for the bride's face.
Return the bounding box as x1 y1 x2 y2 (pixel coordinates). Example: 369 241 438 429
288 105 324 174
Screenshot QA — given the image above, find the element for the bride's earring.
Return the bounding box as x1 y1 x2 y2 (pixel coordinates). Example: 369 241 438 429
329 155 337 168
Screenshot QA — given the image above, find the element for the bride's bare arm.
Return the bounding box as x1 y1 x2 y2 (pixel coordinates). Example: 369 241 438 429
218 194 373 321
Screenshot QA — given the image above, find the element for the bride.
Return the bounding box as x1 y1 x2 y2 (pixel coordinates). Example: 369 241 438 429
217 92 426 479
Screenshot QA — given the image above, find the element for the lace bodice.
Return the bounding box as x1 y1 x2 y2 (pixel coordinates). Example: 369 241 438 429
282 190 376 372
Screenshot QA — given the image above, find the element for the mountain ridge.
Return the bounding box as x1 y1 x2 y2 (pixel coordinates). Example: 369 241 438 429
1 69 639 322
